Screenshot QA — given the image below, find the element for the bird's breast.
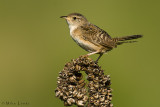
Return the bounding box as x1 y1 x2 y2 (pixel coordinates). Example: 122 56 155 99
70 34 100 52
69 25 104 53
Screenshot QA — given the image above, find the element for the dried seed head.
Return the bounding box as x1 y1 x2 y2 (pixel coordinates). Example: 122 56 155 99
99 95 105 102
55 55 112 106
68 85 75 91
78 79 85 84
90 96 94 103
75 73 83 80
110 103 114 107
87 73 95 80
63 95 67 100
77 100 84 106
69 75 77 83
94 82 99 89
77 82 85 88
75 65 81 71
93 93 99 99
77 92 84 99
55 90 61 97
105 99 109 104
83 95 88 102
81 88 87 94
72 89 78 97
67 98 75 105
94 99 100 106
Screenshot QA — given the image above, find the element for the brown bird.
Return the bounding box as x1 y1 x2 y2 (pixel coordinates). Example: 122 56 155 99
60 13 142 63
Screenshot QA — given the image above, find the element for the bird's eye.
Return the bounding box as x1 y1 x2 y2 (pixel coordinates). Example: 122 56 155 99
73 17 77 20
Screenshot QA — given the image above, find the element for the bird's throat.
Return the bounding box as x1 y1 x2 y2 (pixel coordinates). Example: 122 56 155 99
69 25 78 36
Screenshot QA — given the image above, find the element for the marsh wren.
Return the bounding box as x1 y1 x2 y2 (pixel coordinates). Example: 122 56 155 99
60 13 142 63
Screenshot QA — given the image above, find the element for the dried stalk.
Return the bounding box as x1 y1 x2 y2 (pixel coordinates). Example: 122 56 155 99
55 56 113 107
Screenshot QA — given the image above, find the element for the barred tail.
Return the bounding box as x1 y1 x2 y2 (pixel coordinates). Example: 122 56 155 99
113 35 143 45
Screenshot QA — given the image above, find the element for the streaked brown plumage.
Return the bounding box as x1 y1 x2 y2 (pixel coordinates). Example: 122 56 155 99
60 13 143 62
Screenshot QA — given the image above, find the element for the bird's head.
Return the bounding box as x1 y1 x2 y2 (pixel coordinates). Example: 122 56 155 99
60 13 88 27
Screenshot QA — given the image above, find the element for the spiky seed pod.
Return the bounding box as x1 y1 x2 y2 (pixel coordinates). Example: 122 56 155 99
55 55 113 107
69 75 77 83
93 93 99 99
94 99 100 106
75 65 81 71
77 100 84 106
83 95 88 102
77 92 84 99
72 89 78 97
67 98 75 105
77 83 85 89
63 95 68 100
99 95 105 102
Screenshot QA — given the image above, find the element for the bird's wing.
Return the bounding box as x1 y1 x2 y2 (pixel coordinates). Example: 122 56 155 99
80 24 116 48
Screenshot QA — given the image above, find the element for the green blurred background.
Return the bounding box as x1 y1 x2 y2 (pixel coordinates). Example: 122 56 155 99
0 0 159 107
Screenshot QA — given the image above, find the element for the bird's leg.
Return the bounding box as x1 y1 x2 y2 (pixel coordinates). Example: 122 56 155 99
87 51 100 56
95 53 103 63
86 51 103 63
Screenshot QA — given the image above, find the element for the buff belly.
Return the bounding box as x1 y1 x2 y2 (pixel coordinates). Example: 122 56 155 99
71 36 102 53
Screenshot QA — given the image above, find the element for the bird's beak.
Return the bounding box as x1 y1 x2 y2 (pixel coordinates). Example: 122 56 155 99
60 16 67 19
